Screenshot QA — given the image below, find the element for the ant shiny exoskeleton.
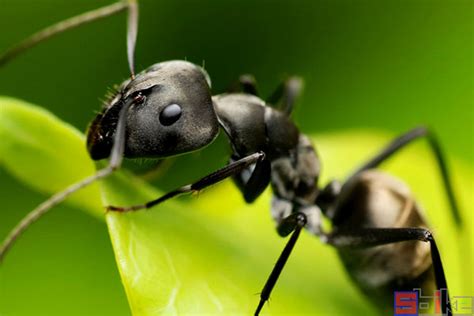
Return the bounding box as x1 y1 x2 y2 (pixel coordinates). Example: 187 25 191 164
0 1 462 315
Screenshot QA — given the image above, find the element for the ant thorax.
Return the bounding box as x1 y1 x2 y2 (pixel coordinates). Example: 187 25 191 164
213 93 322 234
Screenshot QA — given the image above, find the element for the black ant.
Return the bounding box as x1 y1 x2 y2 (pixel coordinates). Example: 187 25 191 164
0 1 462 315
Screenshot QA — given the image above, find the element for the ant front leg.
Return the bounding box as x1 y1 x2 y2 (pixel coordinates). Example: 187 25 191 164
231 154 272 203
107 151 266 212
325 227 452 316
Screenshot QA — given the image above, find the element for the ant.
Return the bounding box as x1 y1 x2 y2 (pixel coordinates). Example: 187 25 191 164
0 1 462 315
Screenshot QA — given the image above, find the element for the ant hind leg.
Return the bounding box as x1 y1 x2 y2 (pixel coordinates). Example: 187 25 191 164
326 227 452 316
346 126 461 226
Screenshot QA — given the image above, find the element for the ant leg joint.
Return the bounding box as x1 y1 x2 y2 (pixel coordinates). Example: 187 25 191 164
422 229 433 242
296 212 307 227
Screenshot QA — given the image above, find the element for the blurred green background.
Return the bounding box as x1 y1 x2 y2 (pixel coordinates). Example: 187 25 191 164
0 0 472 315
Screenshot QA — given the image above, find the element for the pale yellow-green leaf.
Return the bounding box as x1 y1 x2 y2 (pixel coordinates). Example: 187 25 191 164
0 97 102 217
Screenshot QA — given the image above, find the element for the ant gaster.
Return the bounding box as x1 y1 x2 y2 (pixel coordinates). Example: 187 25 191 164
0 1 461 315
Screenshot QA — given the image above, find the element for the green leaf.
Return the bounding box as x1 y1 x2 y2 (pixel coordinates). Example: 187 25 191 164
0 96 102 217
1 97 472 315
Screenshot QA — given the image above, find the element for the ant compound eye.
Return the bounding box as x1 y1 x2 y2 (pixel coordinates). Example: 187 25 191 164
159 103 182 126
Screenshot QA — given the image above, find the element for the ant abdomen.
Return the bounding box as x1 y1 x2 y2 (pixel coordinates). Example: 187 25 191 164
333 170 434 311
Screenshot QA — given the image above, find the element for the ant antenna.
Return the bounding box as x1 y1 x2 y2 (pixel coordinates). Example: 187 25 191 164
126 0 138 79
0 0 140 263
0 97 133 264
0 1 132 68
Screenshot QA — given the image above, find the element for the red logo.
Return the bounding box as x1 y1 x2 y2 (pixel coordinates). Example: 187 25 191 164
394 291 418 316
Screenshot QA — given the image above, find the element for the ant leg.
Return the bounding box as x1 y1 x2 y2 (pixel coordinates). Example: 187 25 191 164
0 1 132 68
239 74 259 96
228 74 259 96
107 151 266 212
255 212 307 316
326 227 452 316
266 76 303 115
0 98 134 264
347 126 461 226
231 155 271 203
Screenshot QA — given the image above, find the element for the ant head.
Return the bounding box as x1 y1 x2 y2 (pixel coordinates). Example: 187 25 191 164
87 60 219 160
